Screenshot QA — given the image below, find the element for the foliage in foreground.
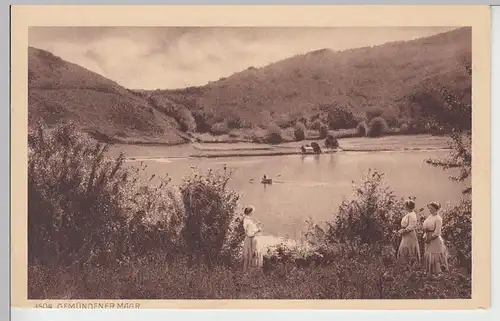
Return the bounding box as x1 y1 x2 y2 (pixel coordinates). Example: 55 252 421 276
28 121 184 268
180 168 244 267
28 123 471 300
29 250 471 300
423 62 472 194
28 122 243 271
441 199 472 274
261 170 471 299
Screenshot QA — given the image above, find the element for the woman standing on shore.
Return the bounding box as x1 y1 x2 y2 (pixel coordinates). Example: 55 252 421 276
397 197 421 264
423 201 449 278
242 206 261 273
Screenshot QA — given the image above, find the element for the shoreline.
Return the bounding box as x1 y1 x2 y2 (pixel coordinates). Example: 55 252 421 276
123 146 451 161
108 131 449 147
109 134 453 160
189 147 451 159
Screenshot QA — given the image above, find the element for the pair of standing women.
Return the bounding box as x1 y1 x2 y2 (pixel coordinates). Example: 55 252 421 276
397 198 449 278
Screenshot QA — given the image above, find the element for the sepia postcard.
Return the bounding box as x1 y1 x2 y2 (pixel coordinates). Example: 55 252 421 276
10 5 491 310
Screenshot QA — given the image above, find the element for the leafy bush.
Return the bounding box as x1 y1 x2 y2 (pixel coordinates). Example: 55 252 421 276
324 135 339 149
294 122 306 141
317 104 358 130
192 110 214 133
281 127 295 142
264 124 284 144
291 112 309 128
319 124 329 139
366 107 384 121
179 168 243 268
327 170 403 246
310 142 322 154
331 106 357 129
28 121 183 269
367 117 388 137
247 127 267 144
176 108 197 132
420 62 472 192
426 130 471 194
275 113 293 129
382 109 400 128
441 199 471 274
309 119 323 130
210 122 229 135
227 114 247 129
356 121 368 137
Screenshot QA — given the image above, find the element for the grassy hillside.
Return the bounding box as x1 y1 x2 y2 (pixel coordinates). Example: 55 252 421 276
28 47 187 145
139 27 471 135
29 27 471 145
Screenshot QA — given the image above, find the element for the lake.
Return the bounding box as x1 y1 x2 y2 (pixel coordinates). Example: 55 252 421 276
120 147 468 240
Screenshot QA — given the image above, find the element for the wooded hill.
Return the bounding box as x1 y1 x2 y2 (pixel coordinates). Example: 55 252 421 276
28 27 471 143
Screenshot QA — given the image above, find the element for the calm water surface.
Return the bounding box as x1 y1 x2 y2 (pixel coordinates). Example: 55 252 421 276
125 150 467 239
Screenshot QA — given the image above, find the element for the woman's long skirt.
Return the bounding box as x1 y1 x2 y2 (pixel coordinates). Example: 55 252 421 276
242 236 257 272
424 235 449 275
397 230 421 264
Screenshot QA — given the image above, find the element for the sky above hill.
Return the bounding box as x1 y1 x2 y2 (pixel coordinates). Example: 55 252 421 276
29 26 457 90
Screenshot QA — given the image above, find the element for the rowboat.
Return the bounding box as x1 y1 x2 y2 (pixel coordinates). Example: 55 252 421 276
261 178 273 184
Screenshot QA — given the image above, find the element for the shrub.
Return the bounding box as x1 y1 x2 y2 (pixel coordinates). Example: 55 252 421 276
282 127 296 141
264 124 284 144
179 168 243 268
276 114 293 129
192 110 213 133
310 142 322 154
326 105 358 130
247 127 267 144
27 121 183 269
294 122 306 141
309 119 323 130
176 108 197 132
210 122 229 135
365 107 384 121
367 117 388 137
441 199 471 274
258 110 274 128
291 112 309 128
327 169 403 246
356 121 368 137
227 115 246 129
425 130 471 194
383 110 400 128
319 124 329 139
263 241 326 272
423 69 472 194
324 135 339 149
399 123 410 133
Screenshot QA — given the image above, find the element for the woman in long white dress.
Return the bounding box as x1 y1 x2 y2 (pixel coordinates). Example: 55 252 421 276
397 198 421 264
242 206 261 272
423 201 449 278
